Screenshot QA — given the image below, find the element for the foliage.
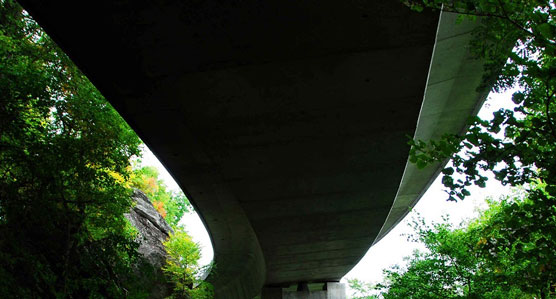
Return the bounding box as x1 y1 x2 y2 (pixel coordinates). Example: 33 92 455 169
130 165 191 227
348 278 379 299
474 186 556 297
0 1 151 297
163 229 214 298
374 187 556 298
406 0 556 202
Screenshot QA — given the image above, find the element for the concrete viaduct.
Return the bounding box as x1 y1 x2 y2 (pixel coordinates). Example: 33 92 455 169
19 1 488 298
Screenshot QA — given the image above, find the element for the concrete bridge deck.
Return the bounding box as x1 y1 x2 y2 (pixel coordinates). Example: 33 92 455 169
19 1 487 297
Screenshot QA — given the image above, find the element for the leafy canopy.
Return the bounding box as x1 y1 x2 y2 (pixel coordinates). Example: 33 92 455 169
130 165 191 227
406 0 556 202
163 230 214 299
348 278 379 299
0 1 150 296
375 187 556 298
0 1 212 297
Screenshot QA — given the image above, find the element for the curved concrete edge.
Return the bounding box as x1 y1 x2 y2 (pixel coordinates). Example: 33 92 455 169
190 186 266 298
200 183 267 298
140 132 267 299
373 11 490 245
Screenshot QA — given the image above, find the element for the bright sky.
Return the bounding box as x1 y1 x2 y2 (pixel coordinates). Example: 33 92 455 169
139 89 516 297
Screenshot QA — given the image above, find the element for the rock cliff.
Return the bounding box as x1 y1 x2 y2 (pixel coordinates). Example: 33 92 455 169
125 189 174 298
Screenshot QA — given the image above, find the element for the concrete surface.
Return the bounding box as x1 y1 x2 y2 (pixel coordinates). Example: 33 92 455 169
262 282 346 299
375 12 489 243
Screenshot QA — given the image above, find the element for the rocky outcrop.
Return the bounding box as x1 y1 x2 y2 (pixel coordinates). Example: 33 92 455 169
125 189 174 297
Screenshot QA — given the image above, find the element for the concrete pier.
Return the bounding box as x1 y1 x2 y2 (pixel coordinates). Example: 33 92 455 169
262 282 346 299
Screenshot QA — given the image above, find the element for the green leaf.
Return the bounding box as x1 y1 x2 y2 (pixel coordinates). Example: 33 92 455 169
442 167 455 175
537 23 553 39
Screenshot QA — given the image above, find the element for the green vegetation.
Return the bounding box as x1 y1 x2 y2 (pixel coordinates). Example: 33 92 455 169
0 1 145 296
0 1 210 297
131 165 214 298
348 278 378 299
130 165 191 228
352 186 556 298
163 230 214 299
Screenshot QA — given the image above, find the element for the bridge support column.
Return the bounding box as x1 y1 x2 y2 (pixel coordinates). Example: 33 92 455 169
261 282 346 299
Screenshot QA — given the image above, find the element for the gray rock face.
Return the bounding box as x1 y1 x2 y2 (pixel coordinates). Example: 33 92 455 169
125 189 174 297
126 189 173 267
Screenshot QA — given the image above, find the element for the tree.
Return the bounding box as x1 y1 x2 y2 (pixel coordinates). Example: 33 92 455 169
130 165 191 227
163 230 214 299
0 1 216 297
473 186 556 298
348 278 379 299
375 188 555 298
377 219 493 298
0 1 148 296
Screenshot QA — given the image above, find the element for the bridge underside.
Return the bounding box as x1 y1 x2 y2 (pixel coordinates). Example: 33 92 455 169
20 1 485 298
